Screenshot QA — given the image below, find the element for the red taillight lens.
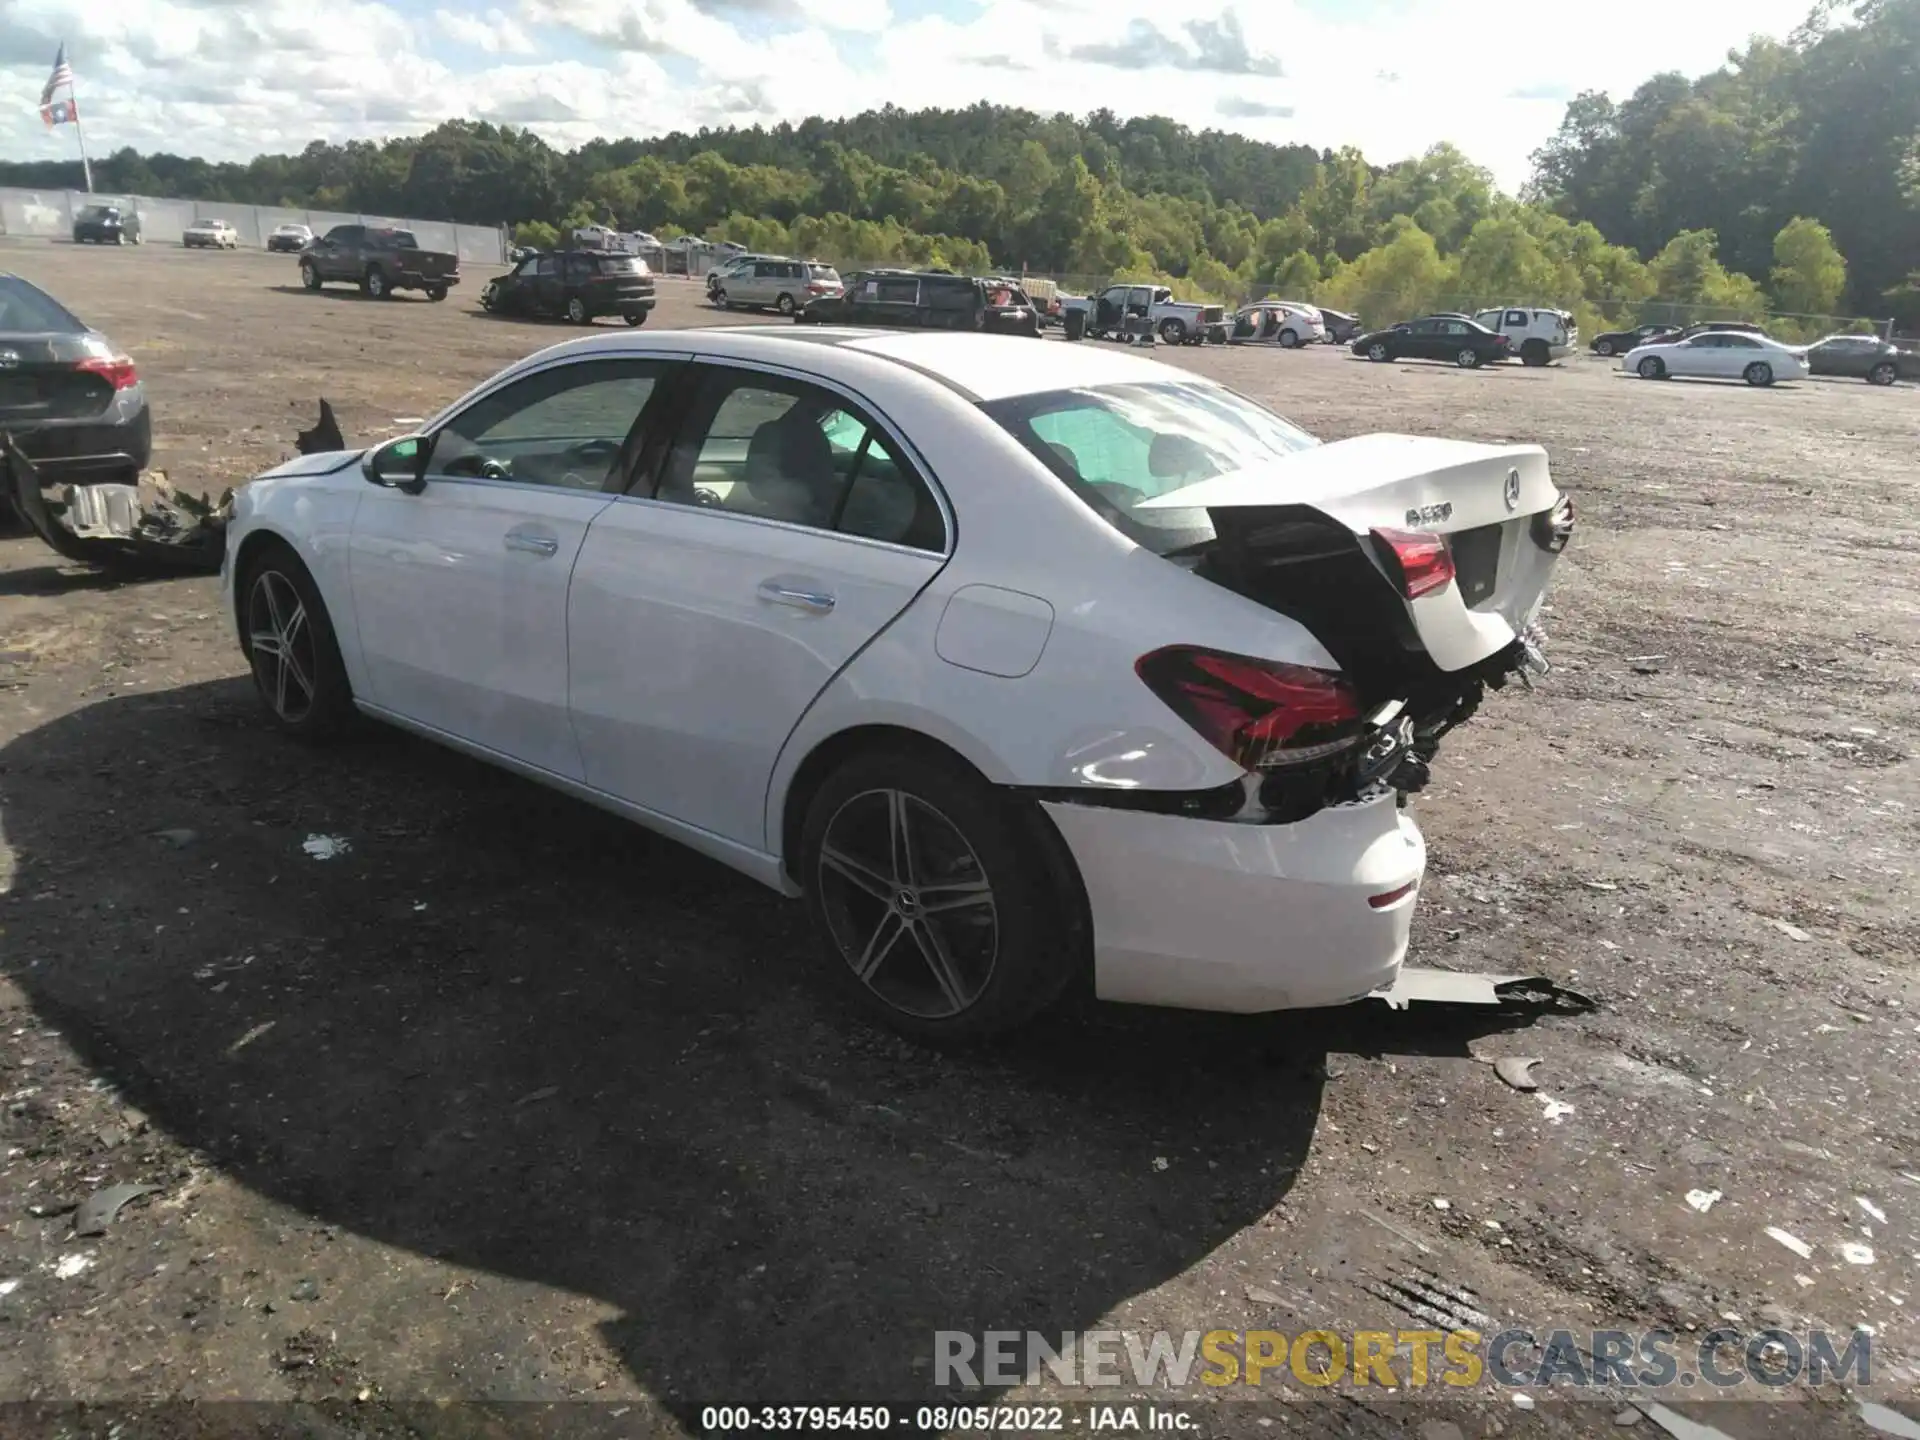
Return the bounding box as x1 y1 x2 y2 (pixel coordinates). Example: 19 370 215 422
1370 527 1455 600
76 355 138 389
1136 645 1365 771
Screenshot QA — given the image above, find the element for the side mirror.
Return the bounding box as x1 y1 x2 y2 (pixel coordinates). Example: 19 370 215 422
364 434 429 494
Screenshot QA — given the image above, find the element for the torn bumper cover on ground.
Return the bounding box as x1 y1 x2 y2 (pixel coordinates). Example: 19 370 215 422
3 429 231 573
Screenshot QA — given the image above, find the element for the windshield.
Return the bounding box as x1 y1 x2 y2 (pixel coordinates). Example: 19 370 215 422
0 275 85 333
981 380 1319 554
79 206 116 220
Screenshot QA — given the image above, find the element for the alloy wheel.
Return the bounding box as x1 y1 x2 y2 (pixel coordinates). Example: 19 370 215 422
1367 342 1389 361
247 570 317 723
816 787 998 1021
1595 340 1614 356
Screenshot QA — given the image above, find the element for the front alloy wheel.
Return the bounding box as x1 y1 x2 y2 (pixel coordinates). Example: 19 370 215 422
1594 339 1615 357
247 569 318 726
1456 347 1482 369
1638 356 1666 380
1366 341 1391 362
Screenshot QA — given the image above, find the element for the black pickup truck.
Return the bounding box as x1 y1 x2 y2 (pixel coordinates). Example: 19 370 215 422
297 224 460 301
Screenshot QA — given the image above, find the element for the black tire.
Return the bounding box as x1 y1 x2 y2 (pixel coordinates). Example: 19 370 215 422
624 310 648 327
1594 339 1615 357
1521 339 1550 367
1869 361 1897 386
364 267 389 300
1744 362 1774 388
1638 356 1666 380
1279 328 1300 349
799 747 1081 1042
1158 318 1187 346
713 288 729 310
425 285 447 302
237 540 353 742
566 296 589 324
1456 347 1482 369
776 293 797 316
1367 340 1392 362
300 261 321 291
1062 309 1086 342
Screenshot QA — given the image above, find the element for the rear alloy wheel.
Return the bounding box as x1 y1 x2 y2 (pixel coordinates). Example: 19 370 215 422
1638 356 1666 380
776 293 797 316
364 268 388 300
300 261 321 291
1869 361 1897 386
1594 339 1615 357
242 544 352 741
1279 328 1300 349
801 749 1079 1042
1158 318 1187 346
1367 341 1392 362
1744 361 1774 388
713 288 730 310
1456 347 1482 369
566 296 589 324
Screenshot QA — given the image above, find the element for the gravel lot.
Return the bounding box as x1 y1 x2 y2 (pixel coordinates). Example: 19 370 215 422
2 241 1917 1436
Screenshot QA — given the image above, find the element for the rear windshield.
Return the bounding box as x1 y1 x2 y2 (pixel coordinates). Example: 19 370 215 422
981 381 1318 555
371 229 419 249
597 255 642 274
78 206 118 220
0 276 85 333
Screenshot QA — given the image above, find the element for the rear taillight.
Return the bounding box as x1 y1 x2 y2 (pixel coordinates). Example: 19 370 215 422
1532 493 1574 554
76 355 138 390
1370 527 1455 599
1135 645 1365 771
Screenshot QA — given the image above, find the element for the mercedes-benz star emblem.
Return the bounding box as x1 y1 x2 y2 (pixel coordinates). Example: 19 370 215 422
0 350 19 370
1504 467 1521 512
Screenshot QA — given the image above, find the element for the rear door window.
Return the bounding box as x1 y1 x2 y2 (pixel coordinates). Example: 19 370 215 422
875 276 920 304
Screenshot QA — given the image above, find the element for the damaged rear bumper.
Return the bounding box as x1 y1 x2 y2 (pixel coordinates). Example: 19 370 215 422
1041 790 1423 1013
2 430 229 572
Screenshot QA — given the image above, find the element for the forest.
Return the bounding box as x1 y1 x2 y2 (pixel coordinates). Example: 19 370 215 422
1 0 1912 330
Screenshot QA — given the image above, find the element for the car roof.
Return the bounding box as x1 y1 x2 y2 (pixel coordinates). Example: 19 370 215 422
486 325 1186 405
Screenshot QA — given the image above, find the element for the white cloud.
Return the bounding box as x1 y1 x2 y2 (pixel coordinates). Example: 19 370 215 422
0 0 1815 196
435 7 538 54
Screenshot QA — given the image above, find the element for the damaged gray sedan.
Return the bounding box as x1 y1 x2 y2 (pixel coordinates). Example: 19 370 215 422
0 271 233 572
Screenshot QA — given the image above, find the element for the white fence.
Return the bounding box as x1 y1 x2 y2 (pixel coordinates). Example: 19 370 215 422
0 188 508 264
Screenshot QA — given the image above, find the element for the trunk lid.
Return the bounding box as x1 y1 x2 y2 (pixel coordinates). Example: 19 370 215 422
0 333 122 423
1139 433 1567 679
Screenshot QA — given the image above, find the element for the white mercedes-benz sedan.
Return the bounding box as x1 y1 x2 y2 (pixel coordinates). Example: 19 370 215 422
1622 329 1810 386
222 326 1573 1040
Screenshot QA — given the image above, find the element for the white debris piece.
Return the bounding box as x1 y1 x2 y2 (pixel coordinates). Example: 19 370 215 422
1686 1189 1723 1213
0 1279 18 1296
1840 1243 1875 1266
52 1253 93 1279
1857 1197 1888 1224
1150 1156 1169 1172
302 834 351 860
1766 1227 1814 1260
1537 1095 1575 1124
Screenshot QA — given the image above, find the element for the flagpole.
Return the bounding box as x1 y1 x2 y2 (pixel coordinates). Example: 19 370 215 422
67 70 92 193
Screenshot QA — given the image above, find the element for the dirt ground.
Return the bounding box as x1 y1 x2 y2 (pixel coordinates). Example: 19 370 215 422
1 241 1917 1439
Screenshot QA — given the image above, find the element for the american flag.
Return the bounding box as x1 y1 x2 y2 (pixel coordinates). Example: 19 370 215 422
41 45 73 107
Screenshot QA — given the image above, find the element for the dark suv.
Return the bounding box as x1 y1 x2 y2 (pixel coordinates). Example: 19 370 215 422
72 204 142 245
480 249 656 326
799 270 1040 335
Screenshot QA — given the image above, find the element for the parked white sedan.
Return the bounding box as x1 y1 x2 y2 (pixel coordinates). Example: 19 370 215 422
222 328 1573 1040
1623 329 1809 386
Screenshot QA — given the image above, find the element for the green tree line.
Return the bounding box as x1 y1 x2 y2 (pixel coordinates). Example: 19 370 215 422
1 0 1910 329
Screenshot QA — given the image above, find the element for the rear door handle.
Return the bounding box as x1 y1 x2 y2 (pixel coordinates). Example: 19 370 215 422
505 528 559 557
757 581 835 614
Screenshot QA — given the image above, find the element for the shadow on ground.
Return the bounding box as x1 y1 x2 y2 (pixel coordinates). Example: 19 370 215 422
0 681 1535 1417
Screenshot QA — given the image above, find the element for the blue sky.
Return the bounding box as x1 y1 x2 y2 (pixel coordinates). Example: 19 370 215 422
0 0 1818 193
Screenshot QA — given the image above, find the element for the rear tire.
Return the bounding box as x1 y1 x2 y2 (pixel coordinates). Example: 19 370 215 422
624 310 648 327
777 293 797 316
1869 361 1897 386
364 267 388 300
1521 339 1550 367
1744 362 1774 387
799 748 1082 1043
238 541 353 743
1158 318 1187 346
566 296 589 324
1279 328 1300 349
1456 347 1482 369
1638 356 1666 380
425 285 447 302
1594 339 1615 357
300 261 321 291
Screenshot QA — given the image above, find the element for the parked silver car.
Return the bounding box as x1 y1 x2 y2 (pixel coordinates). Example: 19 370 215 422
713 258 843 316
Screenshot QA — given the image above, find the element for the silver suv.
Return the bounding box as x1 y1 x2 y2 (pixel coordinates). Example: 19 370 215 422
714 258 843 316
